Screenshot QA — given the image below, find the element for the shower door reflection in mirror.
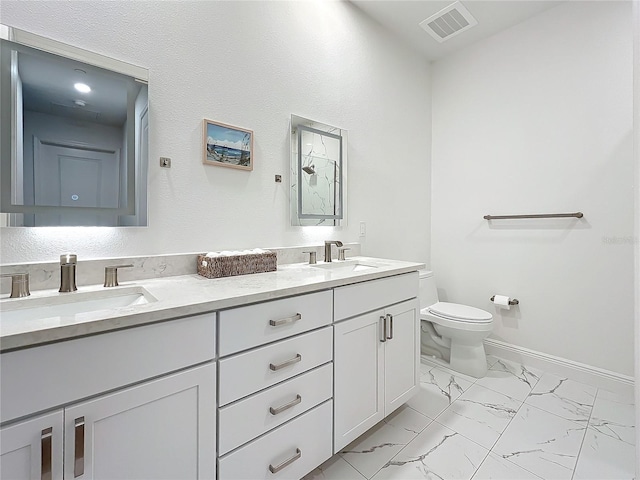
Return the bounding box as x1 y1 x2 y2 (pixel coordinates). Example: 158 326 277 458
290 114 346 226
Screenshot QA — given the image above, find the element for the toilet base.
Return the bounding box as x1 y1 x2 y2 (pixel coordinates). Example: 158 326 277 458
420 345 488 379
420 319 490 379
449 340 488 378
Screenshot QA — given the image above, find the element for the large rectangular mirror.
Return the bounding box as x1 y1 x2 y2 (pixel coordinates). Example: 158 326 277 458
290 114 346 227
0 25 149 226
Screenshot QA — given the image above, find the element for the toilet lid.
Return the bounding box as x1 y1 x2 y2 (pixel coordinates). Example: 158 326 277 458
427 302 492 323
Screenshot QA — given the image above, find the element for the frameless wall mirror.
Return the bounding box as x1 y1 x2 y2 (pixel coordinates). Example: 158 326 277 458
290 114 346 227
0 25 149 226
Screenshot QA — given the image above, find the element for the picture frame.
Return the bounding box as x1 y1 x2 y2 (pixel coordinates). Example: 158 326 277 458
202 119 253 171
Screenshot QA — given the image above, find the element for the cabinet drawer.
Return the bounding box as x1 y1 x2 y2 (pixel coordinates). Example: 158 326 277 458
218 363 332 455
218 327 332 406
334 271 418 321
218 290 332 356
1 314 215 423
218 400 332 480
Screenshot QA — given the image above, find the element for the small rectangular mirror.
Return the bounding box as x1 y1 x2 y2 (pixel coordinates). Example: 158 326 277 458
290 114 346 227
0 25 149 226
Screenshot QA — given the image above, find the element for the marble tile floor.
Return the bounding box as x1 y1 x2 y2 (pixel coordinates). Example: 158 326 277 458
304 356 636 480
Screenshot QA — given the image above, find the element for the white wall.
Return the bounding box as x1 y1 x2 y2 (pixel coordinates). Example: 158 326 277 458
0 0 432 264
431 2 634 376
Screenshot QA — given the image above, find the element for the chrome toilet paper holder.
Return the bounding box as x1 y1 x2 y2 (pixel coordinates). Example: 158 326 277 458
490 296 519 306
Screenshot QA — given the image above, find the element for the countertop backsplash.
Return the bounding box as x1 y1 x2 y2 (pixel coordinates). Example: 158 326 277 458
0 243 361 294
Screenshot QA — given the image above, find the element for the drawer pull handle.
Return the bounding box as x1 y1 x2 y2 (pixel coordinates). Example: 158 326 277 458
74 417 85 478
387 313 394 340
269 313 302 327
270 354 302 371
268 448 301 474
380 316 387 343
269 394 302 415
41 427 53 480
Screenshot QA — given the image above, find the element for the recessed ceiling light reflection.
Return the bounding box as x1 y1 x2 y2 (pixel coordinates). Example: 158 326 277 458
74 82 91 93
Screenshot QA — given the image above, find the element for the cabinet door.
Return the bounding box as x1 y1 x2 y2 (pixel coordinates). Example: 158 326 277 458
1 410 63 480
384 299 420 415
333 310 385 452
64 363 215 480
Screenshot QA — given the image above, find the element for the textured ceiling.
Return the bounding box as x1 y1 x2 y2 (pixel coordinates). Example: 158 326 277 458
351 1 564 61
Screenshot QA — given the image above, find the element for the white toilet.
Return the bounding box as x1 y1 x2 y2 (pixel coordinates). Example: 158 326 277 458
419 270 493 378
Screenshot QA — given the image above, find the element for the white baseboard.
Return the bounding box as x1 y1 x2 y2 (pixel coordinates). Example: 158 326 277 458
484 338 635 396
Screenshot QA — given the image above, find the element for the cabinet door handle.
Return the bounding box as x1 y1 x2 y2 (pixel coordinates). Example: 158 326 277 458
270 354 302 371
74 417 85 478
380 316 387 343
269 394 302 415
41 427 53 480
269 313 302 327
387 313 394 340
268 448 301 474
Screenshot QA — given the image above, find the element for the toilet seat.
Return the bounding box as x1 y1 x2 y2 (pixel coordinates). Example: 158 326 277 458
420 302 493 332
427 302 492 323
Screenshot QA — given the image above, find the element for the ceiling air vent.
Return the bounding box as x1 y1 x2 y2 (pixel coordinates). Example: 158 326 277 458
419 1 477 43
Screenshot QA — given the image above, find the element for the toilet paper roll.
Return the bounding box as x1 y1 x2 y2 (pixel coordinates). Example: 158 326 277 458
493 294 511 310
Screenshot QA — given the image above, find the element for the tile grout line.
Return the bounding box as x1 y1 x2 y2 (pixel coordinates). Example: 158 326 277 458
363 387 466 480
310 357 631 480
368 417 435 479
371 357 572 480
406 361 496 480
490 384 547 480
478 360 560 480
570 386 598 480
339 406 435 480
521 399 593 428
338 454 371 480
468 444 493 480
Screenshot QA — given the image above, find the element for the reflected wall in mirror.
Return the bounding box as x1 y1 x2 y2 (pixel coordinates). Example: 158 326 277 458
0 25 149 226
290 114 346 227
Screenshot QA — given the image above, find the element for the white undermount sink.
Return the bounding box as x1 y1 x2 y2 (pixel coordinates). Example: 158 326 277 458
0 286 156 323
310 260 378 272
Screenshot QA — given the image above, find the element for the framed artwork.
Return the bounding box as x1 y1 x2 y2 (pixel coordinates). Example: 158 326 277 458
203 119 253 171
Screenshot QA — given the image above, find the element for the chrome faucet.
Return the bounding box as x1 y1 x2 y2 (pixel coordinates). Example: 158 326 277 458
324 240 343 262
59 254 78 292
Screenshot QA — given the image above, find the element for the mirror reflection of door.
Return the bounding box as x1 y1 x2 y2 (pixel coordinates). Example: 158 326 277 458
0 30 150 226
33 137 119 226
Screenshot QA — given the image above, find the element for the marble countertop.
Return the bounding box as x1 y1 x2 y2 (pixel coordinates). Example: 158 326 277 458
0 256 424 352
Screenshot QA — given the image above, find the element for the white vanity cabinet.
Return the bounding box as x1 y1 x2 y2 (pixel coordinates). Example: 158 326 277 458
0 261 423 480
217 290 334 479
333 273 420 452
1 411 64 479
0 314 217 480
63 364 215 480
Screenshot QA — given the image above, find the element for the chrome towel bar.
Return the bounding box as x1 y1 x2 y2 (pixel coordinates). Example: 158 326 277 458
484 212 583 220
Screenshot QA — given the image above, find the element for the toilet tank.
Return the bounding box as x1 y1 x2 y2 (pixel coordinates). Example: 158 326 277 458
418 270 439 308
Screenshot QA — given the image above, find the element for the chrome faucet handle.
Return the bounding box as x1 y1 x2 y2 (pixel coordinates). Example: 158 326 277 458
337 247 350 261
104 264 134 288
302 251 317 265
59 253 78 292
1 272 30 298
